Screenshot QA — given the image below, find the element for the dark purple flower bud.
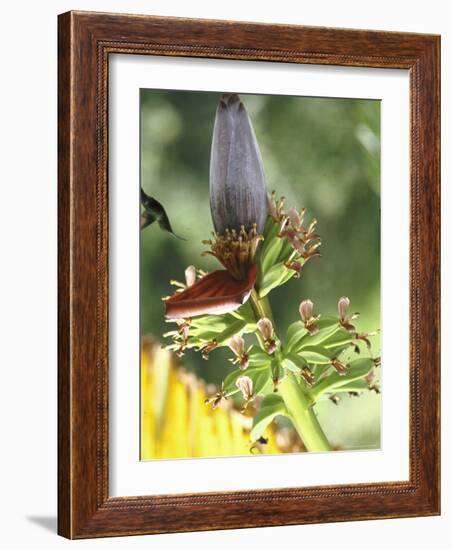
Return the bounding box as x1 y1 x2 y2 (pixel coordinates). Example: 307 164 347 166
210 93 268 235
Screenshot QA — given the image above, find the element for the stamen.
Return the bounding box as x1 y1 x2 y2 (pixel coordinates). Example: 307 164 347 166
204 224 263 279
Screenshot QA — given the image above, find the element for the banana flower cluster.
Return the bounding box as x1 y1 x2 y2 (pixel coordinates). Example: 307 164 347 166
165 93 267 320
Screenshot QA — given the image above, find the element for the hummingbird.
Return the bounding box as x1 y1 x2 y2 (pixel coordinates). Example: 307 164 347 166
140 188 184 239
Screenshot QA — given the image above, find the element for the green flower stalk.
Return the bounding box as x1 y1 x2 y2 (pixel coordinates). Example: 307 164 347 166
162 93 381 453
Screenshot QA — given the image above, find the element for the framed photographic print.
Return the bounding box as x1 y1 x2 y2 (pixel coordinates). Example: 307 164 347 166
58 11 440 538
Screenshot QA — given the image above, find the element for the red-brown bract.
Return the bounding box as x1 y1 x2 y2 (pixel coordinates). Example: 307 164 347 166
164 263 257 319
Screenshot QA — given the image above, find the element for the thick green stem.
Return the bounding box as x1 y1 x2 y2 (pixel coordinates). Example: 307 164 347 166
278 373 331 452
250 289 273 324
249 290 332 452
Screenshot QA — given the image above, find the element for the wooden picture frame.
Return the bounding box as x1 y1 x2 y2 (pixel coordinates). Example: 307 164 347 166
58 10 440 538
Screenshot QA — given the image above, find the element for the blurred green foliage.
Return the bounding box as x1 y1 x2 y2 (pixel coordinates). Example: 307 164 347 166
140 90 381 450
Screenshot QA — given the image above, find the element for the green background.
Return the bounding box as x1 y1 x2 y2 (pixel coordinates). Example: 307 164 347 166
140 90 381 450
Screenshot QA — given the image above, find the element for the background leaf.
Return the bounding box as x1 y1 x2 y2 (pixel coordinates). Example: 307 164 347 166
251 394 287 442
285 321 308 352
311 358 374 400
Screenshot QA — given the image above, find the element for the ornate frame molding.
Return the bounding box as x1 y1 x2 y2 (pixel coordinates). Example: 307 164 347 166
58 11 440 538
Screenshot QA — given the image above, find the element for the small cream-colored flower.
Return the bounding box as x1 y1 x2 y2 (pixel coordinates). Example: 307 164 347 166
279 205 320 261
337 296 358 332
287 207 303 231
299 299 314 321
257 317 277 354
228 335 249 370
184 265 197 287
299 299 320 335
235 375 253 400
338 296 350 319
331 358 347 376
204 382 228 408
200 340 218 360
267 191 286 222
285 260 303 278
301 366 315 386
